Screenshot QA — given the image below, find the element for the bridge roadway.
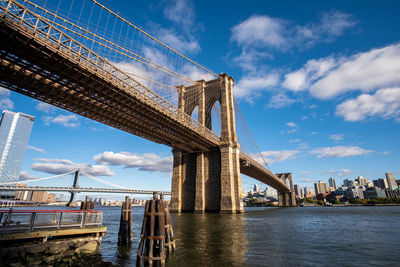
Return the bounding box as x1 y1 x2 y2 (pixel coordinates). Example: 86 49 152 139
0 186 171 195
0 0 290 193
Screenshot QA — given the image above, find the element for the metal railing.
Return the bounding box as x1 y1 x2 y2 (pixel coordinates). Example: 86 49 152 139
0 209 103 233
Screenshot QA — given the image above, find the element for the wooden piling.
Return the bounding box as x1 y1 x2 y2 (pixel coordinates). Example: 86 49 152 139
163 204 175 252
137 192 175 267
80 196 95 211
118 196 133 245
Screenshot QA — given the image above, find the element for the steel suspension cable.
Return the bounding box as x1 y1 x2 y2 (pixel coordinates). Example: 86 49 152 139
24 0 195 84
0 170 76 185
90 0 219 78
233 96 270 170
79 170 128 189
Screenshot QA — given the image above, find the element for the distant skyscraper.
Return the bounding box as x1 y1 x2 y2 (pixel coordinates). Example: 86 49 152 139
385 173 398 190
328 177 337 189
294 184 302 198
314 181 329 194
356 176 369 186
343 179 354 187
373 178 388 189
264 187 278 198
253 184 259 192
0 111 34 197
303 187 315 198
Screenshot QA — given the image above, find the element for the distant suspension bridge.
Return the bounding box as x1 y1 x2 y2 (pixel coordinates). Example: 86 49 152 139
0 170 171 204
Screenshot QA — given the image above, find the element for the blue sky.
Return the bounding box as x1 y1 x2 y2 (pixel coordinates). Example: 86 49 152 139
1 0 400 194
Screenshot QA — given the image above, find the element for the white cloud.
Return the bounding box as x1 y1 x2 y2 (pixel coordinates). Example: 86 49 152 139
297 142 309 150
163 0 195 28
318 11 358 37
231 15 286 49
43 114 80 128
289 139 301 143
254 150 300 164
93 151 173 173
298 178 317 184
322 168 354 177
231 11 356 52
266 93 296 109
282 57 337 91
310 43 400 99
230 11 357 92
31 158 114 176
232 49 273 72
0 86 14 110
234 74 279 100
36 102 57 113
310 146 373 158
336 87 400 122
329 134 344 141
157 28 200 54
299 171 313 177
19 171 40 181
295 10 357 45
27 145 45 153
286 121 297 127
158 0 201 55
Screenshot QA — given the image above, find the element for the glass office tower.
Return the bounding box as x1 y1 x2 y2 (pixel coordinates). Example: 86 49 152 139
0 110 34 198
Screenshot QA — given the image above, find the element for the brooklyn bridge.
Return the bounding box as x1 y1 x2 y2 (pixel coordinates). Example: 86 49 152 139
0 0 296 213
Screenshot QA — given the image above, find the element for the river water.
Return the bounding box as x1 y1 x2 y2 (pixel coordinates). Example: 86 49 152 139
98 206 400 266
8 206 400 266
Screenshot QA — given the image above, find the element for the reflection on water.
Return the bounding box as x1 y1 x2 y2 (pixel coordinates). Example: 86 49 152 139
8 206 400 266
167 212 248 266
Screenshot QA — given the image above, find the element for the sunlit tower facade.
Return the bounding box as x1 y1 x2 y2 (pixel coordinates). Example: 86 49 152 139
328 177 337 189
0 110 34 198
385 173 398 190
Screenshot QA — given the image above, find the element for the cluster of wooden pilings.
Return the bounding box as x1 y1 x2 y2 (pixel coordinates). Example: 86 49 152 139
118 196 134 245
136 192 175 267
80 196 95 211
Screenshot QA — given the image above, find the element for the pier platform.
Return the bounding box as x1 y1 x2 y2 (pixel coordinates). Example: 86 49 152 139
0 209 107 266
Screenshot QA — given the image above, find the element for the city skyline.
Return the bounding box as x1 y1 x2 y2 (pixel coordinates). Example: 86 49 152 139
0 0 400 192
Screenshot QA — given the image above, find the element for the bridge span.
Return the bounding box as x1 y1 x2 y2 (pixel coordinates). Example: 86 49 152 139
0 0 295 213
0 186 171 195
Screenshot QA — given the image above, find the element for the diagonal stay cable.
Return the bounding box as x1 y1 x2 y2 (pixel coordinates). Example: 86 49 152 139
0 170 76 185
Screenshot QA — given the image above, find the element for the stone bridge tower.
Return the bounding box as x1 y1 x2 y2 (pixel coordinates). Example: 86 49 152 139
170 74 244 213
276 173 296 207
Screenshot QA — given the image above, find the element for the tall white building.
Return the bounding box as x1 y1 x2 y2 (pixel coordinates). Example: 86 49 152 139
314 181 329 194
356 176 369 187
0 111 34 197
253 184 259 192
264 187 278 198
385 173 398 190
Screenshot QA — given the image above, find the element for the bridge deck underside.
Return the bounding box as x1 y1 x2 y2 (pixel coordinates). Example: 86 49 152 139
0 16 218 153
239 154 290 192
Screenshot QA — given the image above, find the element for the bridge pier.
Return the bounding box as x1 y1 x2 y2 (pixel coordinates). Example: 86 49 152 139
170 74 243 213
276 173 297 207
284 192 290 207
278 192 284 206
